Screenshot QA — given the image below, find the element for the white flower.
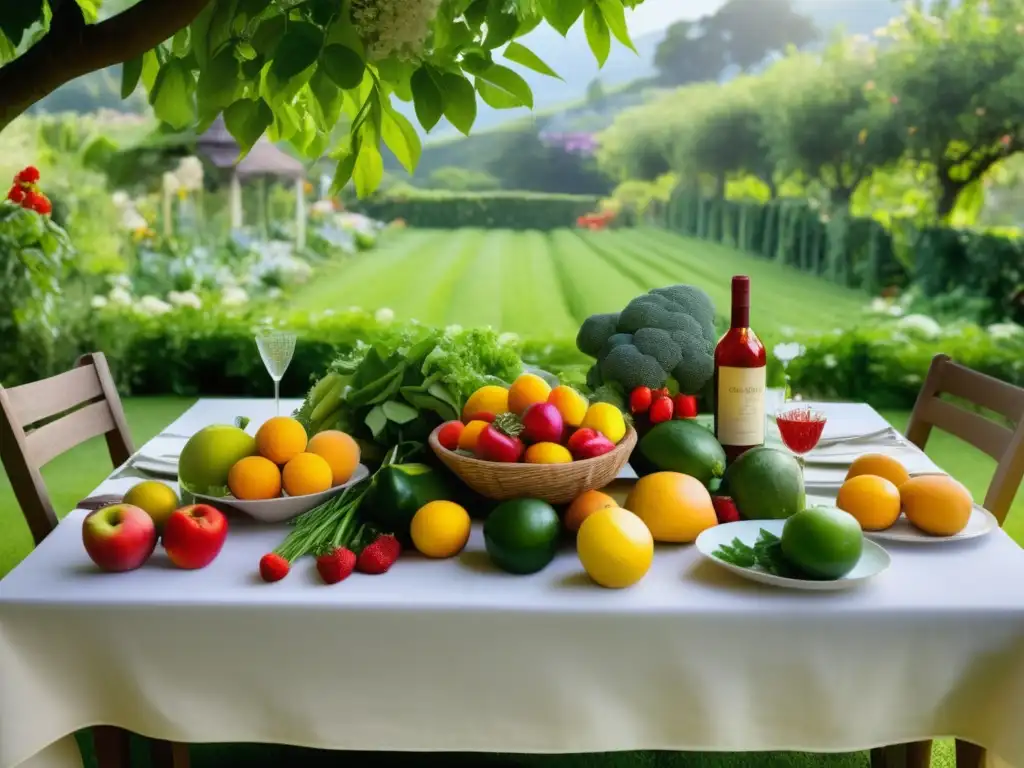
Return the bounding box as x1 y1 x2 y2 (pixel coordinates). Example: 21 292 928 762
868 297 890 313
773 342 806 365
988 322 1023 340
823 354 838 369
375 307 395 324
108 286 132 305
109 274 132 289
887 305 904 317
121 208 148 231
498 332 520 346
137 295 172 315
898 314 942 339
311 200 334 215
175 156 204 191
162 172 180 194
111 191 130 208
168 290 202 309
91 295 108 309
352 0 442 60
221 286 249 307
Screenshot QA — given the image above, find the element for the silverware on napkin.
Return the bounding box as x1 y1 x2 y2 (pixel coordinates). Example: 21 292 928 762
77 494 124 511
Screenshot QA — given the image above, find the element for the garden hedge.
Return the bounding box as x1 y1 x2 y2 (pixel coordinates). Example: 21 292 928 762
352 191 599 231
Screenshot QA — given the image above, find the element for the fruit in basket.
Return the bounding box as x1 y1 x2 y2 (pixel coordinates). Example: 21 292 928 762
577 507 654 588
178 424 257 496
82 504 158 572
524 442 573 464
366 464 452 544
565 490 618 532
571 431 616 460
282 452 333 496
625 472 717 543
548 385 588 427
521 402 564 444
632 420 726 486
411 501 472 558
122 481 180 532
462 385 510 423
508 373 552 416
781 506 863 580
162 504 228 570
567 428 599 455
307 430 360 485
228 456 282 500
580 402 627 444
458 419 490 452
837 475 901 531
722 446 804 520
900 475 973 536
475 415 525 462
846 453 911 488
256 416 308 465
436 420 465 451
484 498 561 574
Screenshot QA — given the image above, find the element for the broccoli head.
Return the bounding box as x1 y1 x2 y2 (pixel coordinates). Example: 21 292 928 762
576 284 717 395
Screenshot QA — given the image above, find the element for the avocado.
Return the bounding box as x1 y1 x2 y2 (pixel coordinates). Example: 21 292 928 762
634 419 727 487
722 446 805 520
366 463 452 544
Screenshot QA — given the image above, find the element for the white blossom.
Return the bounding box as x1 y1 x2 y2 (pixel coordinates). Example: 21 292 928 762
988 322 1023 340
168 290 203 309
773 342 806 365
175 156 205 192
311 200 334 215
111 191 130 208
91 295 109 309
137 295 172 316
868 297 890 313
352 0 442 60
162 172 180 194
221 286 249 307
898 314 942 339
121 208 148 231
375 307 395 324
823 354 838 369
108 286 133 305
887 305 904 317
109 274 132 289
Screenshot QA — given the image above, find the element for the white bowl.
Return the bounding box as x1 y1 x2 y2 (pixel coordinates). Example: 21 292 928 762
193 464 370 523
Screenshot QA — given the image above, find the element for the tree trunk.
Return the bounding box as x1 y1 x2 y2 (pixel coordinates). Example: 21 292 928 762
937 177 962 221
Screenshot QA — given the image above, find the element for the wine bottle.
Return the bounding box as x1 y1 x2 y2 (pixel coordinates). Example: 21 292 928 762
714 275 767 464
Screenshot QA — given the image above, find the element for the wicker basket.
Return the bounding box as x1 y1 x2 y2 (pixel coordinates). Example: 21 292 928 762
429 426 637 505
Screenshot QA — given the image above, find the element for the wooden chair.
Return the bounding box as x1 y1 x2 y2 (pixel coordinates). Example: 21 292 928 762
0 353 189 768
871 354 1024 768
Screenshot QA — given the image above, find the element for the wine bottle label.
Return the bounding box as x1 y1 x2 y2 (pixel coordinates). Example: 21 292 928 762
717 366 766 446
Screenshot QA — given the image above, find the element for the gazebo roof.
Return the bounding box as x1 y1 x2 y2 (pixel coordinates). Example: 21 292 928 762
197 116 306 180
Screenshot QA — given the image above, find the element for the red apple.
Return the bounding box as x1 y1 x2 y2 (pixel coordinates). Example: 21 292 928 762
82 504 157 572
162 504 228 569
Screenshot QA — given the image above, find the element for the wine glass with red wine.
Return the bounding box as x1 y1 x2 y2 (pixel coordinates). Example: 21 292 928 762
775 405 827 475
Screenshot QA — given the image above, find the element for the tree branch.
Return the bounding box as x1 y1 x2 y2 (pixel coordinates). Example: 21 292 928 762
0 0 212 131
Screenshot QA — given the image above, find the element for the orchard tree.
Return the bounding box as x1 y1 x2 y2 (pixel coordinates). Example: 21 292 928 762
0 0 644 196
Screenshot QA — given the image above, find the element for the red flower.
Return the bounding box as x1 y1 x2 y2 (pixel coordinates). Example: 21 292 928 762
16 166 40 184
31 194 52 215
7 184 26 204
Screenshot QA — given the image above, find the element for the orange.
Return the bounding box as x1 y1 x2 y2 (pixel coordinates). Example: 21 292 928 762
282 452 333 497
462 385 509 422
508 373 552 416
625 472 716 543
845 453 911 488
410 501 472 558
836 474 901 531
256 416 308 465
548 385 589 428
524 442 573 465
228 456 282 500
577 507 654 588
580 402 627 444
564 489 617 533
458 420 490 452
307 430 360 485
901 474 973 536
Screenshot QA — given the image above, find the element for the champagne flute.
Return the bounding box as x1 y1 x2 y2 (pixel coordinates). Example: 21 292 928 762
255 329 297 416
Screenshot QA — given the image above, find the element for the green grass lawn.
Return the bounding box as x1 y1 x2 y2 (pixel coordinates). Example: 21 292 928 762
289 228 869 334
3 398 1018 768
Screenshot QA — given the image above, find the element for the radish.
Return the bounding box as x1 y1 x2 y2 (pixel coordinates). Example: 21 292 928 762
521 402 564 444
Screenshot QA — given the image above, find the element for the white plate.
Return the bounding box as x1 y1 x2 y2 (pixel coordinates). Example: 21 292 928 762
131 457 179 479
695 518 892 591
193 464 370 523
806 493 998 543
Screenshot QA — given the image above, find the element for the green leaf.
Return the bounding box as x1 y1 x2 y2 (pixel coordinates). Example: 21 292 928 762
74 0 100 22
503 41 562 80
382 106 422 174
172 27 191 57
595 0 635 51
584 2 611 67
271 22 324 82
149 59 196 130
121 56 144 100
476 80 522 110
309 69 344 129
365 405 388 438
196 48 241 114
353 139 384 198
189 3 215 69
330 140 358 194
411 66 444 131
223 97 274 157
539 0 584 36
0 0 43 48
460 51 493 76
251 14 286 57
440 72 477 135
464 0 489 29
473 64 533 108
236 42 258 61
140 50 161 91
269 103 300 142
234 415 251 431
321 44 365 90
383 400 419 424
483 0 520 49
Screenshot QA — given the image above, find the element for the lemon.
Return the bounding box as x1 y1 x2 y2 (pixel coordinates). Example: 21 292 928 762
580 402 627 444
410 501 472 558
123 481 180 531
577 507 653 588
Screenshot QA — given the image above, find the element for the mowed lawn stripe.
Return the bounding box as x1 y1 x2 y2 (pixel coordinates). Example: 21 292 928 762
547 230 645 322
394 229 480 324
501 231 578 337
575 229 685 288
444 229 508 330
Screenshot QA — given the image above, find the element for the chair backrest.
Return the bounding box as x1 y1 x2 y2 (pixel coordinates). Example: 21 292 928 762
905 354 1024 525
0 353 134 546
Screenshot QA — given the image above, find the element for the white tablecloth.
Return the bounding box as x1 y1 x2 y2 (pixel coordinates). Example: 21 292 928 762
3 399 1024 768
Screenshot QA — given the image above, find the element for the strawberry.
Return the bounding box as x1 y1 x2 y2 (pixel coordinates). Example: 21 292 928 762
712 496 741 524
567 427 599 455
16 166 40 184
673 394 698 419
316 547 356 584
7 184 25 204
649 396 674 424
356 534 401 574
259 553 290 582
652 388 670 400
629 386 652 414
30 193 52 215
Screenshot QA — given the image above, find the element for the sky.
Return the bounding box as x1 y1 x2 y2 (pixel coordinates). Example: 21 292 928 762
624 0 857 36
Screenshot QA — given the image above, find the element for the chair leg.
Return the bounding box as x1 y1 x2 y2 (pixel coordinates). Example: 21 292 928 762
869 741 932 768
151 739 190 768
955 739 986 768
92 726 131 768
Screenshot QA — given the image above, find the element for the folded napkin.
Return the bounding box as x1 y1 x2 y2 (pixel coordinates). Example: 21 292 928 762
134 435 188 465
